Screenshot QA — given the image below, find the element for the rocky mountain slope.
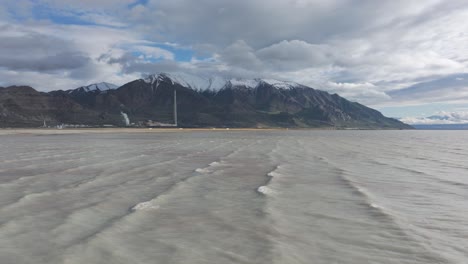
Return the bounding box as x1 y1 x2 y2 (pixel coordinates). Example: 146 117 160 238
0 73 412 129
0 86 119 127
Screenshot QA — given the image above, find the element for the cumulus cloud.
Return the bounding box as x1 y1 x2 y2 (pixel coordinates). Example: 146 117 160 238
219 40 262 70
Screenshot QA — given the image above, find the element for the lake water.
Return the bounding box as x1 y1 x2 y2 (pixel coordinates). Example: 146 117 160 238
0 130 467 264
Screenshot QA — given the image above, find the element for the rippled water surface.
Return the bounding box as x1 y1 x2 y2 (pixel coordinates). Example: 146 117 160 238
0 130 467 264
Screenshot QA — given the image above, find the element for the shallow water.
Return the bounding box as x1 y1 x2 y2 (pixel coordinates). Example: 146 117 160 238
0 130 467 264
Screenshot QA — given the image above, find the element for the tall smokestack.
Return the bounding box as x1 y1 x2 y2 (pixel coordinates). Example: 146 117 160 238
174 89 178 126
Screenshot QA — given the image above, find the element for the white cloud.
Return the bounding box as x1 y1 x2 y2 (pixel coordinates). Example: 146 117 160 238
325 82 391 104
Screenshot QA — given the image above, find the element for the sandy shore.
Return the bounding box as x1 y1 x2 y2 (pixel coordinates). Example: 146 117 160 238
0 127 300 135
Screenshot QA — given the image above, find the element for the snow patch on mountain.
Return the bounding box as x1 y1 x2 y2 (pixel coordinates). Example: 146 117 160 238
69 82 118 93
228 79 260 88
144 72 226 90
261 79 301 90
227 78 301 90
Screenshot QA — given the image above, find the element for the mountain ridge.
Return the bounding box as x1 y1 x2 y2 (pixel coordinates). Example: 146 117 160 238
66 82 119 94
139 72 307 92
0 73 412 129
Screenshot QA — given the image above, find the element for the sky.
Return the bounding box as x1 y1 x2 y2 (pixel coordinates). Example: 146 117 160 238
1 0 468 124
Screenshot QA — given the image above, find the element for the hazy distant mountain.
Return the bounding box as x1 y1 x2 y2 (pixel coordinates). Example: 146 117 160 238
412 124 468 130
400 111 468 128
0 73 411 128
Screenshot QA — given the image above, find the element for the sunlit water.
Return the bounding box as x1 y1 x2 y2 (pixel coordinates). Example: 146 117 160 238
0 130 467 264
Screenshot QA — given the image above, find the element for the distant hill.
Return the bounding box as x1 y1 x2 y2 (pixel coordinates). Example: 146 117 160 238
0 73 412 129
412 124 468 130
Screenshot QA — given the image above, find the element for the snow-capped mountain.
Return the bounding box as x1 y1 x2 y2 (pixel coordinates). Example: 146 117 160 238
68 82 119 94
143 73 226 91
226 78 303 90
0 73 412 129
141 72 303 91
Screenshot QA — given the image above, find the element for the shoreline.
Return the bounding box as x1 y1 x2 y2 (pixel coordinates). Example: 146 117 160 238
0 127 294 135
0 126 414 135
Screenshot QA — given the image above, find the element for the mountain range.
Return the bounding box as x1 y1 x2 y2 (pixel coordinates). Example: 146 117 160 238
0 73 411 129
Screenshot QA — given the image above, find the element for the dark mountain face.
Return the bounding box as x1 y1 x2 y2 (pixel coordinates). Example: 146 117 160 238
0 86 121 127
0 75 412 129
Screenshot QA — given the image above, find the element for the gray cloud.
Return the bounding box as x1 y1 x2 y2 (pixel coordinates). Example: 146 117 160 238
0 51 90 72
0 27 90 72
388 73 468 104
219 40 263 70
256 40 332 70
103 50 188 76
135 0 438 48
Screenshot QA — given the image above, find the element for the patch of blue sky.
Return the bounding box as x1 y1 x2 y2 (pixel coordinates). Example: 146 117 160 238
131 51 166 63
27 4 90 25
128 0 149 9
27 3 122 28
140 43 195 62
